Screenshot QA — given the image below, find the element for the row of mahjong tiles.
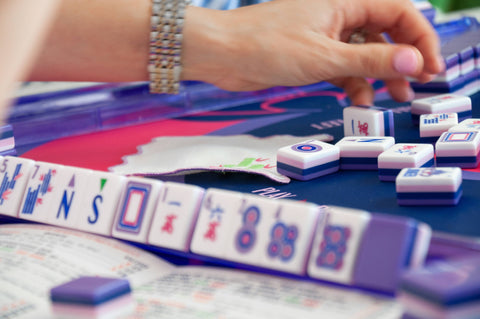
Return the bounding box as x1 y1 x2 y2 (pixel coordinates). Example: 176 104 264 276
411 27 480 95
0 154 430 295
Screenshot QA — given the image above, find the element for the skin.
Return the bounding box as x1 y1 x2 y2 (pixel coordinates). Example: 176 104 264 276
17 0 444 112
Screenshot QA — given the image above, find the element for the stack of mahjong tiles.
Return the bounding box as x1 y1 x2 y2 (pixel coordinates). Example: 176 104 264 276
411 28 480 95
50 276 134 319
396 167 463 206
399 256 480 319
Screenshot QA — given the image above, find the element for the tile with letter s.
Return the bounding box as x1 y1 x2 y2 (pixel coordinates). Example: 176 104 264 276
148 182 205 252
76 171 127 236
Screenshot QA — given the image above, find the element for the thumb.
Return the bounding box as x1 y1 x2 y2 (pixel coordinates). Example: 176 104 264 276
336 42 424 79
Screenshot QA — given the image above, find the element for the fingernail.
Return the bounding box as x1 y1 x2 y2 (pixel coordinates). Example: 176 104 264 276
393 48 419 75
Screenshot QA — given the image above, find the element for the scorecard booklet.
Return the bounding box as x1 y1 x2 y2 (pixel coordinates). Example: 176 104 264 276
0 224 402 319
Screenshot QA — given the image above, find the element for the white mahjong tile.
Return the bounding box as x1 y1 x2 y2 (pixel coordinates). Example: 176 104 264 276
409 223 432 269
223 193 279 267
18 161 65 223
46 166 93 229
411 94 472 116
258 199 321 275
307 206 371 284
0 156 35 217
436 131 480 156
276 139 339 168
378 144 434 168
76 171 127 236
190 188 244 259
335 136 395 157
148 182 205 252
343 106 393 137
111 177 163 243
396 167 462 193
449 119 480 133
419 113 458 137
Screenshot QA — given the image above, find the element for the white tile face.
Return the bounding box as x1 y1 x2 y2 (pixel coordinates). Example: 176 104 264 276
419 113 458 137
18 161 64 223
77 171 127 236
435 131 480 156
259 199 320 275
395 167 462 193
307 206 371 284
343 106 392 137
190 188 244 259
276 140 339 169
148 182 205 252
0 156 35 217
449 119 480 133
46 166 93 229
335 136 395 157
411 94 472 115
111 177 163 243
224 194 279 266
378 144 434 168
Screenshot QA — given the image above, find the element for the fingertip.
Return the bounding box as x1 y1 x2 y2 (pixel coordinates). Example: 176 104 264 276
392 47 423 76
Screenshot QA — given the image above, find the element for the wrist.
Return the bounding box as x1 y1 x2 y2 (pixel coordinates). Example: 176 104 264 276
181 6 238 85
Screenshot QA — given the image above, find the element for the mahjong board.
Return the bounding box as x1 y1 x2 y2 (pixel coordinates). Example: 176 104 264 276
18 82 480 241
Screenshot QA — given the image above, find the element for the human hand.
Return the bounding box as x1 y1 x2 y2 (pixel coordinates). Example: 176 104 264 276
182 0 445 105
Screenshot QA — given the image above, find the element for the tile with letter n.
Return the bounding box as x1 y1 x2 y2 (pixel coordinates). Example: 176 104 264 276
190 188 244 259
276 139 339 181
0 156 36 217
47 166 93 229
343 105 394 137
148 182 205 252
259 199 321 275
307 206 371 285
18 161 65 223
111 177 163 243
77 171 127 236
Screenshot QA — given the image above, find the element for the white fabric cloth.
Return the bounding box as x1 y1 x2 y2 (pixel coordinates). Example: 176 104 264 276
110 134 332 183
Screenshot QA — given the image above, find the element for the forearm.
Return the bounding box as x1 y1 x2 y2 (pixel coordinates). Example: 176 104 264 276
27 0 232 84
28 0 152 82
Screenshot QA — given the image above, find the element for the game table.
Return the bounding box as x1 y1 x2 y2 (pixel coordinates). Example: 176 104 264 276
9 79 480 266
